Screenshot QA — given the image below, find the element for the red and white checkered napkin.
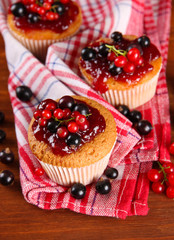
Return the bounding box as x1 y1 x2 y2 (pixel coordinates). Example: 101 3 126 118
0 0 171 219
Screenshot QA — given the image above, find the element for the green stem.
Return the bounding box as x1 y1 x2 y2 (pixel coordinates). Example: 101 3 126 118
54 113 92 125
157 161 168 182
105 44 127 57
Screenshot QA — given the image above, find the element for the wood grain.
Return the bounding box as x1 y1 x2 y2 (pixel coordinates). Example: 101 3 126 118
0 6 174 240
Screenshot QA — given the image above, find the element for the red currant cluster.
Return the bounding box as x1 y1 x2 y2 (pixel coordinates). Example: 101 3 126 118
11 0 69 23
147 160 174 199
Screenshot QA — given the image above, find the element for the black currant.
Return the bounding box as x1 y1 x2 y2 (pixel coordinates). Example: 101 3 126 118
96 179 111 195
105 168 118 179
129 110 142 123
98 44 109 57
0 111 5 124
73 103 89 116
54 3 65 15
127 43 143 55
28 13 40 23
70 183 86 199
0 170 14 186
136 120 152 135
116 105 130 117
81 47 96 61
66 134 81 147
0 148 14 164
11 2 27 17
16 86 33 102
0 130 6 143
109 63 122 76
58 96 75 110
137 36 151 47
47 121 59 133
111 31 122 42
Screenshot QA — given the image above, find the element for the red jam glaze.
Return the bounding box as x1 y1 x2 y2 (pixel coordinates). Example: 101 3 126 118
12 2 79 33
32 99 106 156
80 38 161 93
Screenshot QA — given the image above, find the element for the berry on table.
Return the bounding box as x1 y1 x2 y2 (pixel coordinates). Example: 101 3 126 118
0 112 5 124
95 179 111 194
66 133 81 148
166 186 174 199
109 63 122 76
0 130 6 143
147 169 163 183
35 168 44 176
116 105 130 117
16 86 33 102
0 148 14 164
0 170 14 186
70 183 86 199
114 55 127 68
57 126 68 138
168 173 174 186
98 44 109 57
59 96 75 110
81 47 96 61
111 31 122 42
11 2 27 17
129 110 142 123
137 36 151 47
152 182 165 194
105 168 118 179
136 120 152 135
169 142 174 155
162 162 174 174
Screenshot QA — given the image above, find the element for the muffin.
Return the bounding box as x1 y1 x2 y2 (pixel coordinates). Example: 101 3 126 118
28 95 117 186
7 0 82 61
79 32 162 109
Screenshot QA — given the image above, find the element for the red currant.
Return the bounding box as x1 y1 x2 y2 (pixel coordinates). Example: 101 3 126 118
60 0 70 3
168 173 174 186
114 56 127 68
38 118 47 127
63 108 71 119
67 121 79 133
151 182 165 194
42 109 52 119
75 114 87 126
79 120 89 131
169 143 174 155
54 13 59 20
28 0 35 3
45 102 57 111
34 110 42 120
22 0 29 4
37 7 46 16
127 48 140 62
71 111 81 118
107 52 116 61
134 57 144 66
162 162 174 174
35 168 44 176
45 0 54 4
57 126 68 138
123 62 135 73
29 3 38 12
166 186 174 199
54 108 64 119
43 2 51 10
46 12 55 21
147 169 163 183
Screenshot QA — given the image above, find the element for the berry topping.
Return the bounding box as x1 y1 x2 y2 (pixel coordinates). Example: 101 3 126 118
95 179 111 194
62 108 71 119
107 51 117 62
34 110 42 120
54 3 65 15
28 13 40 23
78 119 89 132
111 31 122 42
81 47 97 61
134 56 144 66
0 111 5 124
53 108 64 119
0 148 14 164
109 63 122 76
0 170 14 186
114 55 127 68
35 168 44 176
38 118 48 127
67 121 79 133
136 120 152 135
123 62 135 73
105 168 118 179
0 130 6 143
116 105 130 117
127 48 141 62
47 120 59 133
42 109 52 119
98 44 109 57
128 110 142 123
57 126 68 138
137 36 151 47
16 86 33 102
59 96 75 110
73 103 89 116
66 133 81 148
70 183 86 199
45 101 57 111
11 2 27 17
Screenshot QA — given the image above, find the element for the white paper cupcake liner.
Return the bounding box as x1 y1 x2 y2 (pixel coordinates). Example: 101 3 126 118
101 70 161 109
38 148 114 187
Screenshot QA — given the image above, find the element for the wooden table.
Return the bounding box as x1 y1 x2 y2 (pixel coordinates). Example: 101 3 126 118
0 7 174 240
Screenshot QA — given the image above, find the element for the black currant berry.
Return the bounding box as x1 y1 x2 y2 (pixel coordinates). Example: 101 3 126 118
98 44 109 57
0 111 5 124
11 2 27 17
0 148 14 164
0 170 14 186
96 179 111 195
28 13 40 23
136 120 152 135
111 31 122 42
137 36 150 47
73 103 89 116
66 134 81 148
47 121 59 133
109 63 122 76
116 105 130 117
105 168 118 179
59 96 75 110
16 86 33 102
55 3 65 15
127 43 143 55
70 183 86 199
129 110 142 123
0 130 6 143
81 47 96 61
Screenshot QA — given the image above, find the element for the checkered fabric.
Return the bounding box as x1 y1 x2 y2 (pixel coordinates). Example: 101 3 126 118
0 0 171 219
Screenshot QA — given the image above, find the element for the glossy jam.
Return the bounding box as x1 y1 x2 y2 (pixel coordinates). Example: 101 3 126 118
80 38 161 93
13 2 79 33
32 99 106 156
